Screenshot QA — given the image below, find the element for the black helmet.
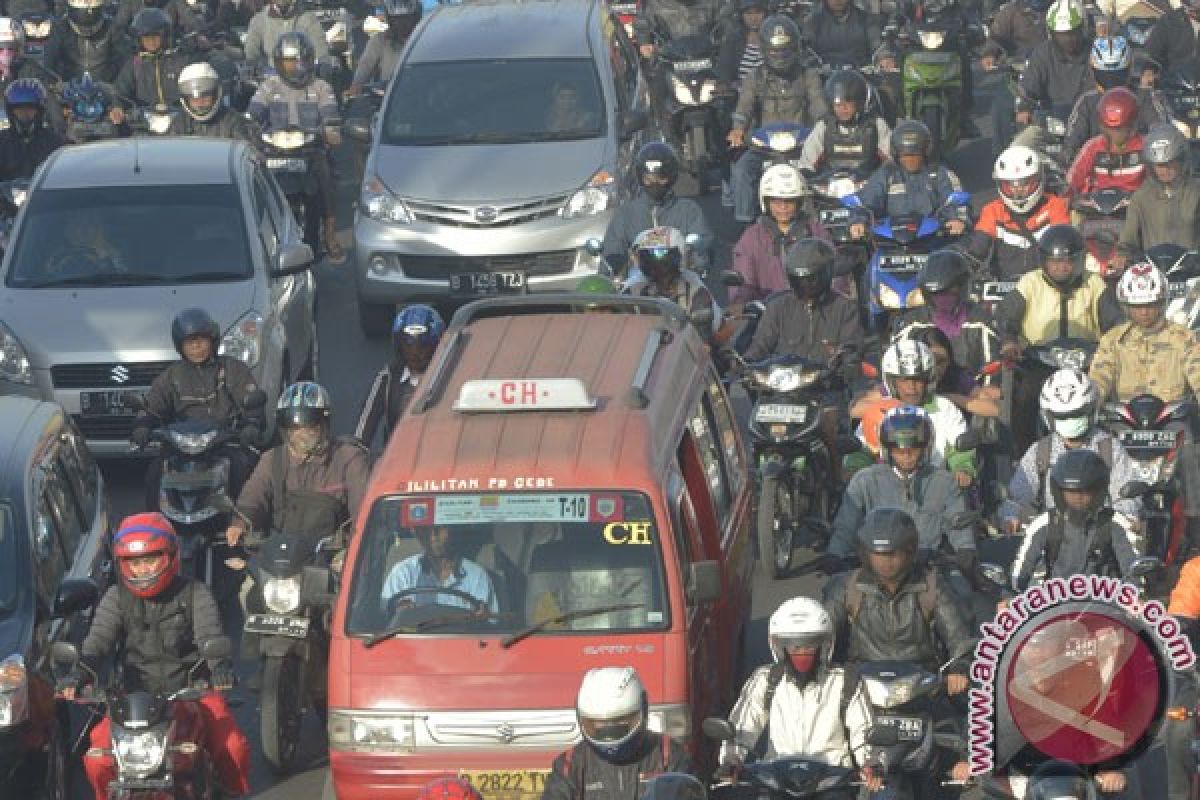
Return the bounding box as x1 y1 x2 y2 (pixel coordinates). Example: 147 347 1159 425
275 381 332 430
1028 760 1097 800
783 238 835 299
825 69 868 121
66 0 107 36
634 142 680 201
761 15 800 74
1049 448 1109 522
739 0 767 10
170 308 220 355
858 508 920 555
878 405 933 469
131 7 171 50
891 120 932 159
918 249 969 295
273 31 315 89
1037 223 1086 289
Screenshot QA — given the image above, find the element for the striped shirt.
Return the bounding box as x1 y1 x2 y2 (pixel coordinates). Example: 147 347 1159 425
738 41 763 79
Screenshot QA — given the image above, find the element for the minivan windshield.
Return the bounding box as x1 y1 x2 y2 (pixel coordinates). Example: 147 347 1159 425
7 184 253 288
346 492 668 638
381 58 606 146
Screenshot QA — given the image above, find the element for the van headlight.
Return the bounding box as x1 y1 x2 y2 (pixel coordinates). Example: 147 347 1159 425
561 170 615 218
329 710 416 753
219 312 263 368
264 576 302 614
0 322 32 385
113 728 168 777
361 176 413 224
0 655 29 728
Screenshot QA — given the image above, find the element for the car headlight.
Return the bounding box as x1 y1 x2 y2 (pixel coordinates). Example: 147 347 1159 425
0 655 28 728
917 30 945 49
905 288 925 307
561 170 615 219
647 704 690 737
114 728 168 777
264 576 302 614
361 175 413 224
0 322 33 385
329 710 416 753
219 312 263 369
167 428 218 455
670 73 694 105
878 284 903 309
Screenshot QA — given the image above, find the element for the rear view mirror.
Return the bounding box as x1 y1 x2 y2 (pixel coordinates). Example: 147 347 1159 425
52 578 99 618
343 116 372 143
720 270 745 287
688 560 721 604
199 636 232 662
618 110 648 139
274 241 314 276
702 717 736 742
50 641 80 674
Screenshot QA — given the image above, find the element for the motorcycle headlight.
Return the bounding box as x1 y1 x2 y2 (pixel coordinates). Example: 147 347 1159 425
917 30 945 49
361 175 413 224
768 130 798 152
561 170 615 219
326 20 347 44
167 428 218 455
146 111 172 134
264 576 302 614
219 312 263 369
1131 460 1161 484
0 322 33 385
329 710 416 753
0 655 29 728
114 728 168 777
905 288 925 307
765 366 803 392
265 129 310 150
1045 117 1066 137
363 14 388 33
827 177 858 198
1175 118 1194 138
669 73 695 105
878 284 903 309
698 80 717 104
863 674 923 709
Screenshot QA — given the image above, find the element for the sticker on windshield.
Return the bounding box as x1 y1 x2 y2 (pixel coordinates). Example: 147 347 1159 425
589 493 624 522
602 521 654 545
399 493 598 525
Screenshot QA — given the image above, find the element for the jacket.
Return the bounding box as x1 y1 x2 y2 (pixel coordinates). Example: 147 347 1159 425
732 63 828 130
0 121 61 181
354 361 419 451
243 9 330 66
1169 555 1200 616
1089 319 1200 403
351 32 403 86
982 0 1045 60
45 19 132 83
135 355 260 431
893 305 1001 375
81 577 223 695
743 289 863 385
822 563 974 671
965 193 1071 280
113 48 195 109
627 270 720 339
1065 133 1146 196
1010 508 1139 591
601 190 714 274
1118 175 1200 259
1145 8 1199 77
828 463 974 558
636 0 727 44
235 438 370 536
248 73 337 132
542 735 691 800
796 115 891 176
802 4 881 67
168 106 259 140
995 270 1122 345
720 664 873 768
1064 87 1171 163
730 215 831 304
1017 37 1093 118
855 161 967 221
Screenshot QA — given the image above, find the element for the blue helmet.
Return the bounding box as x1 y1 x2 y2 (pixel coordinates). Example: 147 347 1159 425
1090 35 1131 89
5 77 46 109
63 73 107 122
392 304 445 350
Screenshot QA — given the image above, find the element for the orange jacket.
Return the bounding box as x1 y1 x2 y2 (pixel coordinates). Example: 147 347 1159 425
1168 556 1200 617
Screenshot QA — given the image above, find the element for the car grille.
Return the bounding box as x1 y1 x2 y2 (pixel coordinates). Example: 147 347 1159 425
51 361 174 389
405 194 572 229
402 251 578 280
72 415 137 440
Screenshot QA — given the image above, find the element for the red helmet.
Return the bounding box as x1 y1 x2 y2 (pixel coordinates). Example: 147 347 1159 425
416 778 483 800
1097 87 1139 130
112 513 180 599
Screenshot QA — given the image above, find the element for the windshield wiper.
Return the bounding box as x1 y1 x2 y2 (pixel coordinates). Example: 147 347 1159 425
172 271 250 283
362 609 506 648
27 272 169 288
501 604 644 649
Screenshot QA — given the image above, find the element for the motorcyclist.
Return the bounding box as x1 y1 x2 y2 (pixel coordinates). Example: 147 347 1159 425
1116 124 1200 264
0 17 65 134
247 31 344 263
601 142 714 277
169 61 258 139
796 68 892 179
625 226 720 339
1000 368 1139 532
542 667 691 800
716 0 766 85
727 15 828 224
115 0 205 39
242 0 329 70
967 145 1071 279
1143 0 1200 83
0 76 62 180
112 8 197 119
802 0 882 69
1013 0 1092 148
45 0 133 84
980 0 1049 157
1065 86 1147 198
59 512 251 799
347 0 419 96
718 597 878 795
848 121 969 240
635 0 728 57
355 304 444 451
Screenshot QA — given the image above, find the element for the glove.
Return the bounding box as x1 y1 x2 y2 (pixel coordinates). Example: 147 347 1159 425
210 662 236 691
131 426 150 448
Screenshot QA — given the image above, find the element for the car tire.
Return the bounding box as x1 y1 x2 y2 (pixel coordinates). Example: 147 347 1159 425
358 298 394 338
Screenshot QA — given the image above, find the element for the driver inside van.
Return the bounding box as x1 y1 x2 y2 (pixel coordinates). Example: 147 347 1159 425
381 525 499 614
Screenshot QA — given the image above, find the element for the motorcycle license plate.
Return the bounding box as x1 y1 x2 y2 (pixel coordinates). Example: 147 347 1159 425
459 770 549 800
878 715 924 742
1170 281 1191 300
1121 430 1178 449
673 58 712 72
267 157 307 172
244 614 309 638
879 253 926 272
754 404 808 424
981 281 1017 301
80 389 144 416
819 208 850 225
449 271 526 296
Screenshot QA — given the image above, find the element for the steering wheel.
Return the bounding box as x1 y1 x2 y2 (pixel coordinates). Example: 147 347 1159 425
387 586 487 613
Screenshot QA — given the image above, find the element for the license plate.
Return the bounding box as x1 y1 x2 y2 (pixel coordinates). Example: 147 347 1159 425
673 58 712 72
449 271 526 296
878 715 924 742
80 389 144 416
1175 94 1200 109
460 770 549 800
879 253 926 271
981 281 1017 301
1121 430 1178 449
754 403 808 424
267 157 307 172
819 208 850 224
243 614 310 638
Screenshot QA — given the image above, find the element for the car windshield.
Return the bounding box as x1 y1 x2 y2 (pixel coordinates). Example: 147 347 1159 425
345 491 668 637
381 58 606 146
0 505 16 611
6 184 253 288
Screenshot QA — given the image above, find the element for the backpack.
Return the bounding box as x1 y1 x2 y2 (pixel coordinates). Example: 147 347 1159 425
844 566 938 625
1034 436 1113 513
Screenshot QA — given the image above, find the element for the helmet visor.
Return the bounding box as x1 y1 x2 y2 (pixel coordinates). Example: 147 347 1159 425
999 175 1040 204
119 552 169 589
580 709 643 744
637 246 681 275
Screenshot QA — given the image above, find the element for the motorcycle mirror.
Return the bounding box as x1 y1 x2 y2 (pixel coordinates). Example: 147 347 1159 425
866 725 900 746
701 717 736 742
1120 480 1151 499
343 116 372 143
50 641 80 673
720 270 745 287
1129 556 1163 579
52 577 99 618
745 300 766 320
243 389 267 409
980 562 1008 588
199 636 232 662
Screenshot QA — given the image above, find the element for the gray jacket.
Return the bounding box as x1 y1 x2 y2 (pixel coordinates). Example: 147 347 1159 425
1016 38 1092 118
743 290 863 385
1010 509 1139 591
351 32 403 86
248 73 337 131
601 190 714 274
732 64 828 130
1118 175 1200 259
243 9 330 66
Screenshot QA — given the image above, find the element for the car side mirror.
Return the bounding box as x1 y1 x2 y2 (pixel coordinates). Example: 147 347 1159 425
720 270 745 287
52 578 99 618
274 241 314 276
199 636 232 662
701 717 736 742
343 116 372 143
688 560 721 604
618 110 648 139
1120 480 1151 499
867 725 900 746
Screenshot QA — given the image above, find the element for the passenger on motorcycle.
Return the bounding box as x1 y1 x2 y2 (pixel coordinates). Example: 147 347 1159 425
0 17 65 134
848 121 969 240
355 304 444 451
968 145 1071 279
0 77 61 180
716 0 765 85
170 61 258 139
1001 368 1139 532
601 142 714 278
1116 124 1200 264
247 31 345 263
112 9 197 120
980 0 1049 157
348 0 420 96
45 0 133 84
802 0 882 69
727 15 828 224
1013 0 1092 147
1144 0 1200 82
718 597 879 795
912 325 1003 416
115 0 205 39
243 0 330 69
59 513 251 799
543 667 691 800
797 69 892 179
625 226 720 339
1065 86 1147 198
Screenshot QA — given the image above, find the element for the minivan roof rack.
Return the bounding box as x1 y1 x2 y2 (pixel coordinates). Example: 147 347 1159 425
446 294 692 331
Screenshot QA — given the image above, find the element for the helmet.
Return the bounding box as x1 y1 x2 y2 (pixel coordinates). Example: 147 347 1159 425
1028 760 1098 800
758 163 810 213
857 507 920 555
273 31 316 89
881 339 936 400
783 238 835 299
1049 448 1110 521
276 381 332 429
1090 36 1131 89
1117 260 1168 306
170 308 220 355
878 405 934 468
825 69 868 122
1046 0 1085 32
269 0 297 17
576 274 618 294
1097 86 1138 130
131 7 171 50
1039 368 1097 439
177 62 222 121
415 779 483 800
917 249 969 296
761 15 800 74
1144 123 1188 167
634 142 680 201
383 0 422 15
767 597 833 676
632 226 685 279
576 667 648 762
5 77 46 134
993 145 1045 214
66 0 106 36
0 17 25 55
113 512 180 599
1037 224 1086 288
891 120 932 159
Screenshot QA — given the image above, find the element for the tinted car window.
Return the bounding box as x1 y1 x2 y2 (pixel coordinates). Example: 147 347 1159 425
0 505 16 611
7 184 254 288
382 59 606 145
44 458 85 566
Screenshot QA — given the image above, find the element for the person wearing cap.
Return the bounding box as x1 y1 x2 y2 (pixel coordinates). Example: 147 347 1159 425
1115 124 1200 269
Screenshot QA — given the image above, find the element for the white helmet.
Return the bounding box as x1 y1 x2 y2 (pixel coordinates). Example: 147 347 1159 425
0 17 23 48
881 339 936 399
767 596 833 668
1039 368 1097 438
994 145 1045 215
1046 0 1085 32
576 667 647 758
1116 261 1169 306
758 163 811 213
177 62 223 122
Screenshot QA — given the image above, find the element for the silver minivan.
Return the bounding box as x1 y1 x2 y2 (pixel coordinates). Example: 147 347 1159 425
348 0 655 335
0 138 318 457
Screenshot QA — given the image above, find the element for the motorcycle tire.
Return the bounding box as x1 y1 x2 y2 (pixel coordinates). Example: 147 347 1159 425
921 105 945 163
260 653 306 774
757 475 795 579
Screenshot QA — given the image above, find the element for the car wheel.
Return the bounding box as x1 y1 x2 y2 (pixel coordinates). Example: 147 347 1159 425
358 298 394 338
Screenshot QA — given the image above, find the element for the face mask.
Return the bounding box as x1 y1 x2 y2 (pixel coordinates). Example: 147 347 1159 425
788 651 818 673
1054 416 1091 440
643 181 670 202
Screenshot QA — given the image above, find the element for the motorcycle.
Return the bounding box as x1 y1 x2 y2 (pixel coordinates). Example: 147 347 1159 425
886 16 978 159
809 169 865 245
260 126 328 253
660 33 724 195
1015 337 1098 453
747 121 810 169
1071 188 1132 278
1144 244 1200 329
304 0 353 91
18 11 53 64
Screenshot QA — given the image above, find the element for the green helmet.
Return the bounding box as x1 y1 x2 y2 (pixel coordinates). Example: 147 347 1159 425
576 275 618 295
1046 0 1084 33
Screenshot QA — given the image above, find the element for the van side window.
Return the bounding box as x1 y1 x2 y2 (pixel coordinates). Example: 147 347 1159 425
606 17 632 111
688 398 732 527
706 377 746 495
43 458 85 566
